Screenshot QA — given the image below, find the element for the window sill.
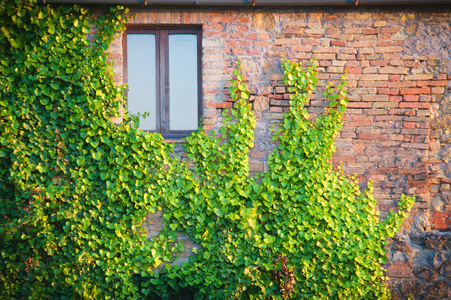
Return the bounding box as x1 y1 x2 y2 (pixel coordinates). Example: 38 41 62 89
164 139 188 144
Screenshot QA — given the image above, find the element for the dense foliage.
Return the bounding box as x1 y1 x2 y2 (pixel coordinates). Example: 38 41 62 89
0 1 414 299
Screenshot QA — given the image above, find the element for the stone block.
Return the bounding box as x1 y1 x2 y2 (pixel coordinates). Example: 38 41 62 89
386 262 414 278
426 280 450 297
425 235 446 249
392 238 413 253
253 96 269 112
439 259 451 278
429 250 448 269
424 295 441 300
414 265 438 281
431 197 445 212
249 161 263 172
398 280 424 298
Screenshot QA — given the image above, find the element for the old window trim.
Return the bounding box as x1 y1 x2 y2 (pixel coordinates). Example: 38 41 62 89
123 25 203 139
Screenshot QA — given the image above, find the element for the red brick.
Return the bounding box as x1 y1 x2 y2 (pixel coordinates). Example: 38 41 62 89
403 122 417 129
378 41 403 47
257 33 270 40
230 32 243 39
331 40 346 47
415 187 429 194
226 40 236 47
381 26 402 34
337 54 355 60
235 17 250 23
315 53 335 60
434 212 450 218
378 88 399 95
379 204 397 211
389 59 403 66
357 133 388 140
208 15 233 23
403 95 419 102
407 180 429 187
388 109 407 115
250 151 265 159
399 102 430 109
244 33 256 40
345 67 363 74
205 31 227 38
375 46 404 53
400 142 429 150
378 33 390 40
404 61 421 68
370 60 389 67
379 66 409 74
326 28 340 35
254 41 269 47
349 41 377 48
413 136 427 143
429 218 445 224
428 160 443 164
359 81 388 88
214 102 233 109
363 28 379 35
356 54 365 61
347 121 371 127
389 75 402 82
389 96 402 102
236 26 248 31
351 115 373 122
388 81 417 88
282 27 304 35
332 156 356 163
417 80 448 87
400 87 431 95
211 24 224 30
347 102 372 108
433 224 448 231
232 48 243 54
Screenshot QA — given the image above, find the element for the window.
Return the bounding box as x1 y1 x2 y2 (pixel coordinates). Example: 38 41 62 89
123 26 202 139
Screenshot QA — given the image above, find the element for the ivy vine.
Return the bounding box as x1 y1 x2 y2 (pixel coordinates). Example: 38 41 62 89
0 1 414 299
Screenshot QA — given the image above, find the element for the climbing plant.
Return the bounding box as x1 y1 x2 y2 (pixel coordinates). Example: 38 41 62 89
0 1 414 299
0 1 179 298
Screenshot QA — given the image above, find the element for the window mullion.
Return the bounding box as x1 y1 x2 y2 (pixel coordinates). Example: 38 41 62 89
159 30 170 134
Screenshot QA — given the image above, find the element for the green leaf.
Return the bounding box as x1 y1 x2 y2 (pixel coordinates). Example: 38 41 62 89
35 164 46 173
92 152 102 160
214 208 224 217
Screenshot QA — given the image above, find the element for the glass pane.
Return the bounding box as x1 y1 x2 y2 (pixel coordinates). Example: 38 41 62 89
169 34 198 131
127 34 156 131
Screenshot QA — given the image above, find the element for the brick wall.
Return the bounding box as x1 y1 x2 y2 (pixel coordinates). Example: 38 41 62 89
107 4 451 298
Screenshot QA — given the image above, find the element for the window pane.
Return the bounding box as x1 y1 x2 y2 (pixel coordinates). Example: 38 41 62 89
169 34 198 131
127 34 156 131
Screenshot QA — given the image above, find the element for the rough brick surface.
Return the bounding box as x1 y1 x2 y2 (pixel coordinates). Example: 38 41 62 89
107 5 451 299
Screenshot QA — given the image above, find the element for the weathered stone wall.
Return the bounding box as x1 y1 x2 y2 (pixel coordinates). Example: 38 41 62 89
106 4 451 298
387 232 451 299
